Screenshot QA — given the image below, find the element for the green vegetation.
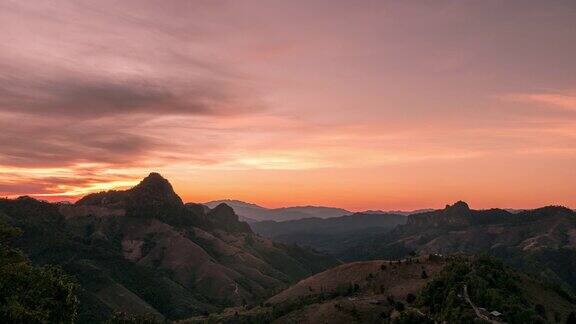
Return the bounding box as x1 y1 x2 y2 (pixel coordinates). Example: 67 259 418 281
418 256 574 323
492 246 576 298
0 220 78 323
395 311 434 324
105 312 161 324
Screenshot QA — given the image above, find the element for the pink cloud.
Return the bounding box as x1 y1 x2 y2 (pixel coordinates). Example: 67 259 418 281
506 91 576 111
1 1 575 208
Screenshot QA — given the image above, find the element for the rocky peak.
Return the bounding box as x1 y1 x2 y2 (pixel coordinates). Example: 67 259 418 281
444 201 471 216
132 172 176 195
208 203 252 233
129 173 183 206
407 201 472 227
210 203 235 215
208 203 240 224
76 172 184 214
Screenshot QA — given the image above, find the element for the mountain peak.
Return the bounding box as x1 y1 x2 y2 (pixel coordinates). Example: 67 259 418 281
445 200 470 212
133 172 174 193
138 172 170 186
204 199 265 210
129 172 183 206
75 172 182 209
208 203 252 233
211 202 236 214
406 201 471 227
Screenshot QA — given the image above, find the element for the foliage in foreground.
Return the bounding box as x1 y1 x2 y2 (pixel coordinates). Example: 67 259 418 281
418 256 548 323
0 220 78 323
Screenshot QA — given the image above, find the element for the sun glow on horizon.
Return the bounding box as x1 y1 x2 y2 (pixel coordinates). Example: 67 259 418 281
0 1 575 210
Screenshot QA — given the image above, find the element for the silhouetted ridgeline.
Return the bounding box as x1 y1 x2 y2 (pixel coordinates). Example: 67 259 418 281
0 173 338 322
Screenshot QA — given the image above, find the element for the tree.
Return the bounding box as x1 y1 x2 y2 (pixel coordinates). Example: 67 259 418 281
406 293 416 304
0 221 78 323
395 301 405 312
350 306 360 319
567 312 576 324
397 311 434 324
387 295 395 305
534 304 546 318
421 270 428 279
106 312 160 323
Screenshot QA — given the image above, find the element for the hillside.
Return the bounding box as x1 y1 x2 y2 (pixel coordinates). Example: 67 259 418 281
418 256 576 323
203 200 350 222
0 173 339 322
267 256 444 305
250 212 406 254
183 255 575 323
182 255 446 323
341 201 576 296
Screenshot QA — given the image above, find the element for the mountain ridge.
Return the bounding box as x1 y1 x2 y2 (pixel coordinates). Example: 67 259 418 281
0 173 339 322
203 200 351 222
339 201 576 297
203 199 443 222
250 211 407 254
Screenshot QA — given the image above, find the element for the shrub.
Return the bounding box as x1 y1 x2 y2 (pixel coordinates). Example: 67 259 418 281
0 221 78 323
406 293 416 304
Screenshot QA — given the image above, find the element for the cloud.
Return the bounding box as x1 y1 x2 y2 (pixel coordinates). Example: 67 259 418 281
0 165 141 198
0 75 247 118
0 113 157 167
1 0 575 208
0 0 262 172
505 91 576 111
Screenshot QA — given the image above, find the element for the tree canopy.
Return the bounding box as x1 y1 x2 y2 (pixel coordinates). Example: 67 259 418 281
0 220 78 323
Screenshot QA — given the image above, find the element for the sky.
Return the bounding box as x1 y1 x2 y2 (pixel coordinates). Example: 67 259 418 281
0 0 575 211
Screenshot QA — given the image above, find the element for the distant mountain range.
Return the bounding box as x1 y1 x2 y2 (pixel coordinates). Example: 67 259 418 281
203 199 434 222
203 199 351 222
250 212 407 254
361 208 434 216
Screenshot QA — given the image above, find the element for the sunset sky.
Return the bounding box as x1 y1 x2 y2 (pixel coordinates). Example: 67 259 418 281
1 0 575 211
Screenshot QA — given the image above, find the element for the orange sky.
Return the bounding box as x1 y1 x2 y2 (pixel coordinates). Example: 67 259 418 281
0 1 575 211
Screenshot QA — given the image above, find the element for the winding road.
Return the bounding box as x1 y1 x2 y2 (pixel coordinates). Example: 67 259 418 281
463 285 502 324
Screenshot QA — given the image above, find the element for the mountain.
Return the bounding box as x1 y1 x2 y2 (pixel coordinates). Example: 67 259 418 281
250 212 406 254
183 255 575 323
203 200 350 222
202 200 266 222
361 209 434 216
0 173 339 322
4 177 575 323
341 201 576 296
